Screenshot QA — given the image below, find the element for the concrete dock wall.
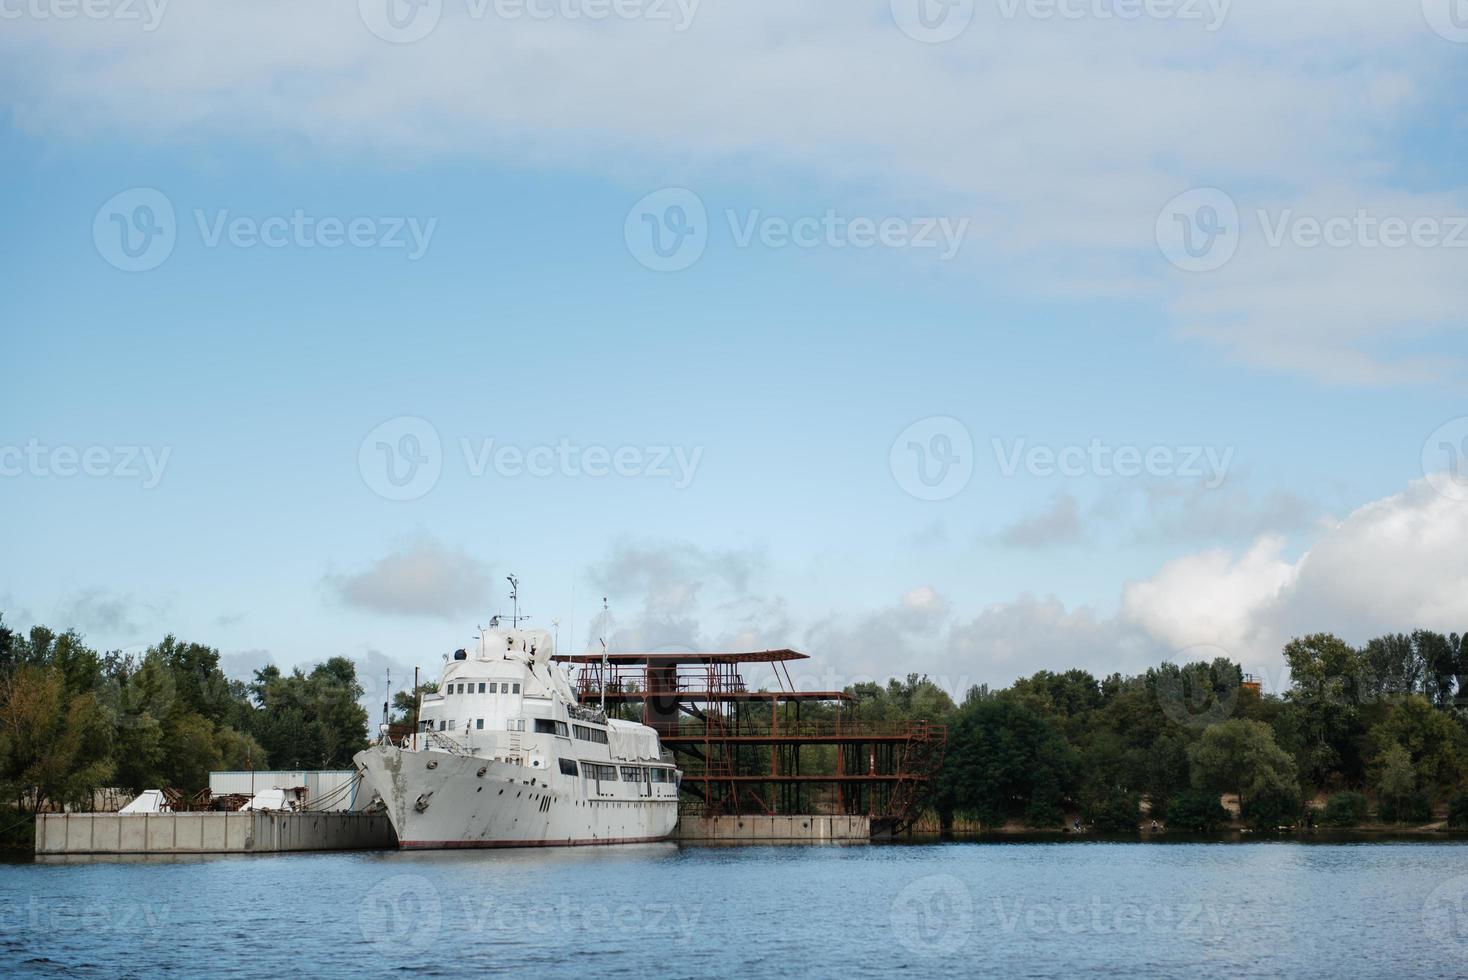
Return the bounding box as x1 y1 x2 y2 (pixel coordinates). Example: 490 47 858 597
673 814 870 843
36 811 397 855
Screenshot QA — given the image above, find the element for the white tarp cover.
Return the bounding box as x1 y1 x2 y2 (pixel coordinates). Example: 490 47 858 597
119 789 166 814
607 719 659 761
242 788 293 811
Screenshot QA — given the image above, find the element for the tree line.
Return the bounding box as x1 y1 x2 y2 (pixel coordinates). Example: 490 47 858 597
848 631 1468 832
0 615 368 837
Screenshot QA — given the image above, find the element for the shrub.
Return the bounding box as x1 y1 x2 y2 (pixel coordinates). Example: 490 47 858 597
1243 790 1301 831
1449 792 1468 831
1321 792 1369 828
1377 792 1433 825
1083 791 1141 832
1165 791 1230 832
1023 802 1066 829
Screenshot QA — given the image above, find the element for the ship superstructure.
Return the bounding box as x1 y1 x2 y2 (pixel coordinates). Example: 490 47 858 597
354 624 680 848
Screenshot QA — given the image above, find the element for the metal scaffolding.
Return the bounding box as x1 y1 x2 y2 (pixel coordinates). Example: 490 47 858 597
552 650 946 831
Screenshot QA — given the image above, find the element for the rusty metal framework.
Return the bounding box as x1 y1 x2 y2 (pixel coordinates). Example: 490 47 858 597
553 650 946 830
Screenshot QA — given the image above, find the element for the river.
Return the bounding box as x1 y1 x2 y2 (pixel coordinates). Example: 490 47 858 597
5 840 1468 977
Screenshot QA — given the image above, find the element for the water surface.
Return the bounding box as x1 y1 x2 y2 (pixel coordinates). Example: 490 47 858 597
5 841 1467 978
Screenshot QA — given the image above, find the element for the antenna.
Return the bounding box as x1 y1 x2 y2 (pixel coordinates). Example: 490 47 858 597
381 667 391 730
507 575 520 628
599 596 610 714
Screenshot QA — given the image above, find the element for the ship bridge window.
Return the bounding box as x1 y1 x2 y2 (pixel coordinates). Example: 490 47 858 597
476 719 484 730
438 720 446 732
512 683 521 694
584 763 617 781
620 766 646 782
534 719 570 737
489 682 498 693
573 725 610 744
559 758 579 776
478 682 486 693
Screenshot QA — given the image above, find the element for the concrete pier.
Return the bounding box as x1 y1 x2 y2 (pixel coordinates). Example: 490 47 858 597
35 811 397 856
673 814 870 843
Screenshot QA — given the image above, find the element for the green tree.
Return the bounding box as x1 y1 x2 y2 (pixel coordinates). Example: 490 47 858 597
1189 719 1300 816
935 696 1078 828
1369 696 1463 796
0 666 115 815
1374 743 1417 818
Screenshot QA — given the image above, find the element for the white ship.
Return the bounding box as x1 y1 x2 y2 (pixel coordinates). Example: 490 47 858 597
354 623 680 849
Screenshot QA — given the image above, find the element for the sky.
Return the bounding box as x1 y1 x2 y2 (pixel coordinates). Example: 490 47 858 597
2 0 1467 710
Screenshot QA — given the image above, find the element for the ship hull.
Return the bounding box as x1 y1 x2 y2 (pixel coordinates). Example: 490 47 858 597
355 743 679 849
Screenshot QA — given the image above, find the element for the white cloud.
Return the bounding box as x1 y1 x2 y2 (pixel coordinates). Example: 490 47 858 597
568 479 1468 695
323 533 492 619
2 2 1462 383
1121 536 1298 655
998 492 1082 548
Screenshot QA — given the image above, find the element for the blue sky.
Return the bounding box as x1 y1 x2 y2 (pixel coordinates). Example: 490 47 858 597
3 1 1467 700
